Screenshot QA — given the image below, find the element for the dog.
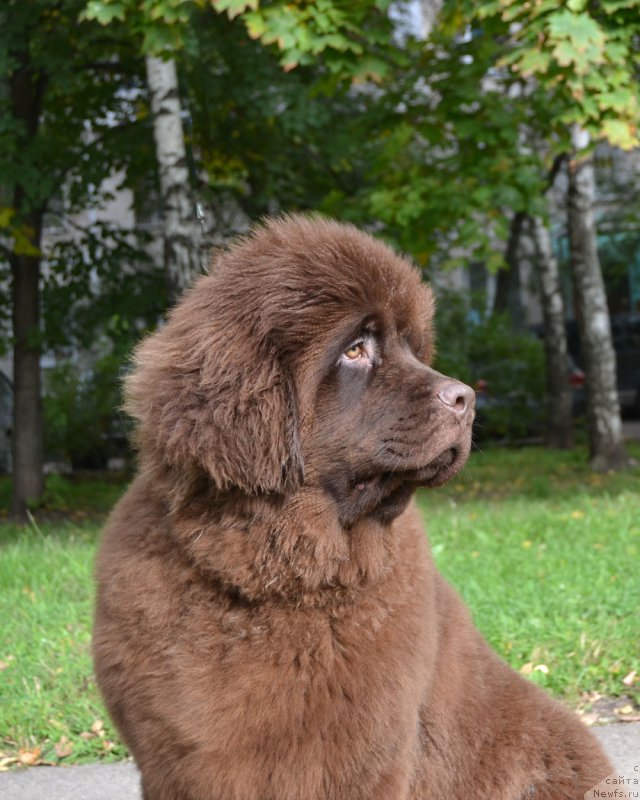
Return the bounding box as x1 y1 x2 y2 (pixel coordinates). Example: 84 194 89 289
93 215 612 799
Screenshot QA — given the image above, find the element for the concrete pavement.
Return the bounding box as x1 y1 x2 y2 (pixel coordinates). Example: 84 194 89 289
1 722 638 800
0 761 142 800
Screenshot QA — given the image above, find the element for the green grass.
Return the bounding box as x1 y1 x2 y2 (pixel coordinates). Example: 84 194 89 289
417 444 640 703
0 447 638 766
0 472 126 520
0 475 128 767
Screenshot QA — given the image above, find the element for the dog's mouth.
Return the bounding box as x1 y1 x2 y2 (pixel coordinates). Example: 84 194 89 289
343 446 464 525
405 446 462 488
352 446 460 493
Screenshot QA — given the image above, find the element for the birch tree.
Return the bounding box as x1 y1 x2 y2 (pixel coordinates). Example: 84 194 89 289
421 0 443 38
567 128 629 470
531 213 574 450
145 54 204 303
439 0 639 469
84 0 399 300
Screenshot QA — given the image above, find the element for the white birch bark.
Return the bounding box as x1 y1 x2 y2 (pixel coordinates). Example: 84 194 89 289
567 127 630 470
530 214 573 448
420 0 443 38
145 55 203 303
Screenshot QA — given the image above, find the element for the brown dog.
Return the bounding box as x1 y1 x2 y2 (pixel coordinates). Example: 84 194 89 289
94 215 612 800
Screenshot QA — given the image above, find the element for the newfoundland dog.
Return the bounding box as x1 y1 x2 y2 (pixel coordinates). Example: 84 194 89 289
94 215 611 800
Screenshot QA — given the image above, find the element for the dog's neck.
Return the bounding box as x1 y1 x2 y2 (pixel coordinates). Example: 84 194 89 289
162 480 407 606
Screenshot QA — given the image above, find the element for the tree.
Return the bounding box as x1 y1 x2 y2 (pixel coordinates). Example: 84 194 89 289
81 0 402 294
179 6 385 222
531 211 574 449
83 0 399 81
145 54 205 302
5 51 47 515
430 0 640 468
0 0 153 517
567 128 629 470
0 0 406 512
483 0 638 468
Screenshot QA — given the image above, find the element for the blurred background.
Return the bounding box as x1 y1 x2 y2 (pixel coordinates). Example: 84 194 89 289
1 0 639 514
1 0 639 772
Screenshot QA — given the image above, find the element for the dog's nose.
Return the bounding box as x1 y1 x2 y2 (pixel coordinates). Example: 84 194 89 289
437 381 475 419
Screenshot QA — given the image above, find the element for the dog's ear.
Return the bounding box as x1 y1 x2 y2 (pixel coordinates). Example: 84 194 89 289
124 278 304 495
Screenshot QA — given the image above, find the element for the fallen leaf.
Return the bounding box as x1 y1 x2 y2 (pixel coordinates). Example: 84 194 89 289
622 670 637 687
616 704 634 715
579 712 599 726
18 747 42 766
54 737 73 759
90 719 104 735
520 662 533 675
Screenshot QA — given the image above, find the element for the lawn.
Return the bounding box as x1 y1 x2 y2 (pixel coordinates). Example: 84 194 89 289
0 445 639 768
418 446 640 705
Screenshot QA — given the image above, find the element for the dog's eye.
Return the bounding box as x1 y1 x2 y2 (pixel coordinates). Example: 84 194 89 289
344 343 365 360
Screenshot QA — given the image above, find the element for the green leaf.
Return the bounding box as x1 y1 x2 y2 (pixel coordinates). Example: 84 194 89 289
0 207 15 229
552 39 578 68
597 88 636 114
604 40 629 63
351 55 389 83
142 24 183 53
601 119 639 150
244 11 266 39
471 186 493 205
211 0 259 21
600 0 640 11
81 0 126 25
547 10 605 57
485 250 506 274
582 71 610 93
13 226 42 257
515 48 551 76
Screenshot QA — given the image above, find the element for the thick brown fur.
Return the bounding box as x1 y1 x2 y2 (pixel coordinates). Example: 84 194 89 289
94 215 612 800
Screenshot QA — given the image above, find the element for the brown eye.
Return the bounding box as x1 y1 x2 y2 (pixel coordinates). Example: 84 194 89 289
344 343 364 360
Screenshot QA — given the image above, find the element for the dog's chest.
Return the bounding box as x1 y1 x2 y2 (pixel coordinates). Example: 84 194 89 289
170 591 430 799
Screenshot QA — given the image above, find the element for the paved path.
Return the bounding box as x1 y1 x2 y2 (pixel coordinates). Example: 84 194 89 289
1 723 638 800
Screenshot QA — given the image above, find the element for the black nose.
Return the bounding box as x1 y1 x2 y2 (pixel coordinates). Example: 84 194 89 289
437 381 475 419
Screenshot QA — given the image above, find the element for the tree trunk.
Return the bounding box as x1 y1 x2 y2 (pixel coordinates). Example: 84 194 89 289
567 128 630 471
11 235 44 517
145 55 203 304
9 53 46 517
420 0 443 37
530 214 573 449
493 210 525 323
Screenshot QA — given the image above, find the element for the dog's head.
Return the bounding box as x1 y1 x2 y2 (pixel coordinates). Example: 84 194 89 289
126 215 474 524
